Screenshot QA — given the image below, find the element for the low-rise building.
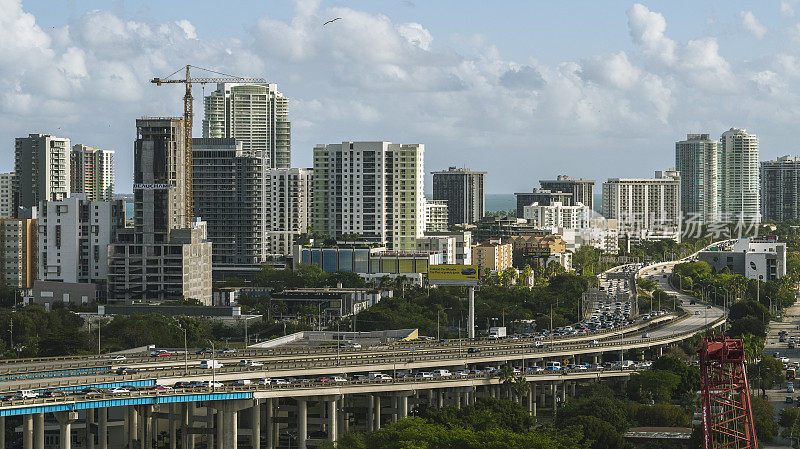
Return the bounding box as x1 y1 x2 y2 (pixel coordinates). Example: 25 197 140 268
472 239 513 272
507 234 571 270
270 288 392 321
697 236 786 281
26 280 96 308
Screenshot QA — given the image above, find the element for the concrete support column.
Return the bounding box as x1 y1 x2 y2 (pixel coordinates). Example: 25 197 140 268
390 396 397 423
265 398 274 449
528 384 534 415
34 412 44 449
552 383 558 414
374 395 382 430
188 402 197 449
561 383 566 403
23 414 33 449
658 346 663 357
252 400 261 449
0 416 5 449
570 382 576 397
206 405 215 449
98 408 107 449
223 403 238 449
339 397 348 435
86 409 94 449
592 355 598 365
437 390 444 407
169 405 177 449
367 395 375 432
126 406 137 447
181 403 189 449
216 408 224 449
455 390 462 408
399 395 408 419
54 411 78 449
297 398 308 449
327 399 338 443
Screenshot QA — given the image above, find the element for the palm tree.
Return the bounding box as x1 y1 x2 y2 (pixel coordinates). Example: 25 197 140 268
499 363 529 403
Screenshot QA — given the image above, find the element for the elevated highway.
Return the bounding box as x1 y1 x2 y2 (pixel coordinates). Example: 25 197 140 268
0 255 725 449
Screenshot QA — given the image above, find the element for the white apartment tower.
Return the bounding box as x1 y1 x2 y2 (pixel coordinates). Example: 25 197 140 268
602 169 681 241
38 194 125 284
313 142 425 250
203 83 291 169
675 134 719 223
720 128 760 223
424 200 449 232
266 168 313 257
14 134 71 211
70 145 115 202
0 173 14 219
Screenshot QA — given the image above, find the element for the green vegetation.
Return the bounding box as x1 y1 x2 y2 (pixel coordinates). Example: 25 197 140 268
321 398 583 449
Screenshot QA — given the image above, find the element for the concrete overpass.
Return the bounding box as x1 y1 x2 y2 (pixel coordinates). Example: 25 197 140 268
0 257 725 449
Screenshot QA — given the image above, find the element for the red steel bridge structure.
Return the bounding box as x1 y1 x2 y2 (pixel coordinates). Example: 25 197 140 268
698 335 758 449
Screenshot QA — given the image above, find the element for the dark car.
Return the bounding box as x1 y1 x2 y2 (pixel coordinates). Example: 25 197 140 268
461 267 477 276
195 348 213 355
116 367 138 375
467 347 481 354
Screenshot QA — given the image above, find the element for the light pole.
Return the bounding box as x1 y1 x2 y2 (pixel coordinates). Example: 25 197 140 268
211 341 216 392
177 322 188 376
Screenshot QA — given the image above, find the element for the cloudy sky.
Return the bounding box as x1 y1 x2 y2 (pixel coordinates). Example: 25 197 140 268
3 0 799 193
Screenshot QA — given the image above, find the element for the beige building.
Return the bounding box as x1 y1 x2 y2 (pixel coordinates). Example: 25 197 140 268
0 218 37 289
472 238 513 272
0 173 14 219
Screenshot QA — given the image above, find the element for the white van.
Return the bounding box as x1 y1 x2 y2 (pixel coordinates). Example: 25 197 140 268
200 360 223 369
368 373 392 380
432 369 451 377
15 390 37 399
235 379 252 386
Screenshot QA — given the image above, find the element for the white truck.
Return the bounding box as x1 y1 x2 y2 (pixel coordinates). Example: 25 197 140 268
200 360 223 369
488 327 507 339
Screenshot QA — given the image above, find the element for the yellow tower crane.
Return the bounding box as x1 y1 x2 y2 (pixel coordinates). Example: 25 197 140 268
151 65 266 224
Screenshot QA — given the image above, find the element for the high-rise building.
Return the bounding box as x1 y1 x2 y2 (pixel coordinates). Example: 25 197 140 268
193 138 264 269
675 133 719 223
70 144 115 201
266 168 313 257
522 201 591 229
38 194 125 284
203 83 291 169
431 167 486 225
760 156 800 222
720 128 760 223
514 189 573 216
424 200 449 233
313 142 425 250
0 218 37 289
539 175 595 211
14 134 71 212
0 172 14 219
602 169 681 241
108 118 212 304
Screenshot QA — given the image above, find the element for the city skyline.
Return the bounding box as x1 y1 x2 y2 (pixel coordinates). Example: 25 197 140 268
3 1 800 193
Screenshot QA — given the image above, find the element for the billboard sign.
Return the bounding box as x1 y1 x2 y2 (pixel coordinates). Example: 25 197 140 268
428 264 479 286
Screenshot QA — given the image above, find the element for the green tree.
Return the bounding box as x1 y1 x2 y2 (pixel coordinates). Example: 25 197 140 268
627 370 681 403
561 415 625 449
751 357 785 395
779 407 800 428
751 394 779 443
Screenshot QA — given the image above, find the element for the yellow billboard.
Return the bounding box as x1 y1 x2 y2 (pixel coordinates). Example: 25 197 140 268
428 265 479 286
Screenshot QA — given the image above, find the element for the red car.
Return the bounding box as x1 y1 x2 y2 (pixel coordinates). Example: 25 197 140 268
147 385 172 391
150 350 171 357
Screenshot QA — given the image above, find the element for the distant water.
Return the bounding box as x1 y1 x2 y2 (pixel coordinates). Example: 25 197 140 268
486 194 516 213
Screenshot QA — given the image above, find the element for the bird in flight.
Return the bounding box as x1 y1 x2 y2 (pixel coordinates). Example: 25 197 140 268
323 17 342 26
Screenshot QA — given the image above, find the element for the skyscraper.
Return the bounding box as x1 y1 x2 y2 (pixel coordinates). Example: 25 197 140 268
266 168 313 257
720 128 760 223
203 83 291 168
107 118 212 304
760 156 800 222
313 142 425 250
539 175 595 211
193 138 265 270
14 134 71 212
431 167 486 225
675 133 719 223
70 144 115 202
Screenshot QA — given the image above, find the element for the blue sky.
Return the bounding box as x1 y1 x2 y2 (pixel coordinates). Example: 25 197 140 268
4 0 800 193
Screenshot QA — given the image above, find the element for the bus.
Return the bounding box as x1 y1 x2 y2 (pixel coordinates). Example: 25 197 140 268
787 368 796 380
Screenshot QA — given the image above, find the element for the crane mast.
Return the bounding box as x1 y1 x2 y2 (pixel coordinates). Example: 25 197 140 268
151 65 266 226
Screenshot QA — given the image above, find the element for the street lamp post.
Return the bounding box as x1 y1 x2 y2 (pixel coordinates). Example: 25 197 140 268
211 341 216 392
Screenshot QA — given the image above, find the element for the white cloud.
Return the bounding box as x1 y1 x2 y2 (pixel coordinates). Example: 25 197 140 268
781 1 795 18
0 1 799 193
740 11 767 39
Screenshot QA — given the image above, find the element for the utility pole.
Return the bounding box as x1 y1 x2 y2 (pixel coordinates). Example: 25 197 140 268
468 286 475 339
97 320 101 355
